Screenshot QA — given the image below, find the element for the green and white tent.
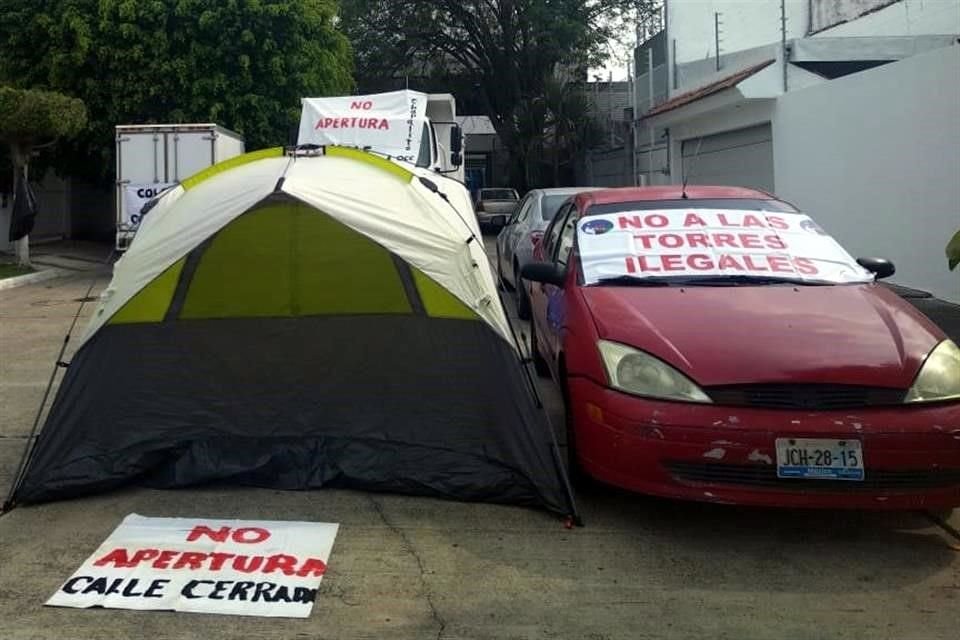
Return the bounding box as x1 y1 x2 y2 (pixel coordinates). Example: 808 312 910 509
10 147 577 518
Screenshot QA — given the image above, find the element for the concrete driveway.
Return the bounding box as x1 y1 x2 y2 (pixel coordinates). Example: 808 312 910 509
1 241 958 640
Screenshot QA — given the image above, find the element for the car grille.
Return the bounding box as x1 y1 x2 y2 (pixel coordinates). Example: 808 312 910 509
704 384 905 410
665 462 960 491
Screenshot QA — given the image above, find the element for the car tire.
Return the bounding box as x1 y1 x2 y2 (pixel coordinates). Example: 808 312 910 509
529 318 550 377
514 264 531 320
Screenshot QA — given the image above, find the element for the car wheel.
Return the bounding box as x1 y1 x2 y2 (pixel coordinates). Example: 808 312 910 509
529 318 550 377
515 264 531 320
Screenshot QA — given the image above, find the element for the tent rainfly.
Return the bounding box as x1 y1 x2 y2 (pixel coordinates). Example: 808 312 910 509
7 146 578 519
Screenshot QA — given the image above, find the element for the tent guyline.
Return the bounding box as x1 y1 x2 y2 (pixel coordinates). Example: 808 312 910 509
6 146 580 522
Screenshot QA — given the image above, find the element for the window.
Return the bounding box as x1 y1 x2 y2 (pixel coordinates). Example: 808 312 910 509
511 195 535 225
543 203 572 257
481 188 519 201
541 194 576 221
555 209 579 267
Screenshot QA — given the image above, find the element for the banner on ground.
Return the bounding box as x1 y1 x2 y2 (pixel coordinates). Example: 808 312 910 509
122 184 175 227
46 514 339 618
577 209 874 285
298 90 429 164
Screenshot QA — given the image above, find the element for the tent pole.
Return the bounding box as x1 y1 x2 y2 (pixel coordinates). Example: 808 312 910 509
2 249 118 515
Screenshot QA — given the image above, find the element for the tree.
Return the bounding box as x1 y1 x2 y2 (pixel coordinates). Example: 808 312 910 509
340 0 656 189
0 87 87 266
0 0 354 185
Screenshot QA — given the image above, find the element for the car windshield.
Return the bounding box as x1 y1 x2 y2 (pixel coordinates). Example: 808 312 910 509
576 202 873 288
482 189 517 200
541 194 575 220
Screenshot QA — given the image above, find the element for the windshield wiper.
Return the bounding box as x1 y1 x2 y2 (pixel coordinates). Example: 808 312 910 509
595 276 675 287
664 275 834 287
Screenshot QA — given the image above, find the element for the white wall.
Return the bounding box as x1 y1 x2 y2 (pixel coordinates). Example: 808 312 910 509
668 0 960 64
811 0 960 37
668 0 807 63
773 44 960 302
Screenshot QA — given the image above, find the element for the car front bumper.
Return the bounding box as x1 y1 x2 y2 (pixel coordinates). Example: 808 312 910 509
569 377 960 510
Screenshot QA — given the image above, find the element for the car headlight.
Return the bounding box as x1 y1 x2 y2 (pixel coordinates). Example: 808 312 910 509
597 340 712 403
904 339 960 403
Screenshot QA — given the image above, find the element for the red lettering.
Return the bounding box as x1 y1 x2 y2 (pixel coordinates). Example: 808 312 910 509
173 552 208 570
233 527 270 544
619 215 644 229
263 554 298 576
634 234 656 249
742 214 764 228
767 216 789 230
208 552 236 570
625 256 636 273
793 257 819 276
94 548 133 568
742 255 769 272
340 118 350 128
687 254 714 270
684 213 707 227
738 234 763 249
718 255 745 271
659 234 684 249
713 233 737 248
717 213 736 227
764 234 787 250
767 256 793 273
646 214 668 228
662 255 684 271
296 558 328 578
151 550 179 569
377 118 389 130
232 555 264 573
350 100 373 110
187 525 230 543
129 549 160 566
686 233 710 248
636 256 661 272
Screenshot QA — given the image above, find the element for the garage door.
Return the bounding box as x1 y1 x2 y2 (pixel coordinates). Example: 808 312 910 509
681 124 774 192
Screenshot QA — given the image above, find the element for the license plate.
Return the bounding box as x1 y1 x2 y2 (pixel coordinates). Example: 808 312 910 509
775 438 864 481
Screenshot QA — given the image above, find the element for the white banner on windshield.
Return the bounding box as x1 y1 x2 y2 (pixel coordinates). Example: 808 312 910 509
298 90 428 164
577 210 873 285
46 514 339 618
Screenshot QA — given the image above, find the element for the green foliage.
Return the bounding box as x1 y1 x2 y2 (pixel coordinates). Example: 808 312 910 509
0 86 87 145
340 0 654 188
0 0 353 183
948 229 960 271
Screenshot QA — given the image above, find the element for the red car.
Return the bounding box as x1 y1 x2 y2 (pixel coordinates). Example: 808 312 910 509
523 186 960 510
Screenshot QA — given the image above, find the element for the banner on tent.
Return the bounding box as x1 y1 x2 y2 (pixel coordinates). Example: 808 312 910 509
122 184 175 227
577 209 874 286
298 90 429 164
46 514 339 618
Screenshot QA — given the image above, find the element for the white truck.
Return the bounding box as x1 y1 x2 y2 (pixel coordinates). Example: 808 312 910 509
115 123 245 250
297 91 464 183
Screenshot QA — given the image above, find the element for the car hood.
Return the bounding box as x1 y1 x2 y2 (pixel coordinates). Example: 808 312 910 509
581 283 944 388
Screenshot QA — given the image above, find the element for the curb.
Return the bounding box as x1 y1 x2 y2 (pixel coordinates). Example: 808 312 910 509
0 268 70 291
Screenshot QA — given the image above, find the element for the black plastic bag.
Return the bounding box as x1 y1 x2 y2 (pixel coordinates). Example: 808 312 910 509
8 166 37 242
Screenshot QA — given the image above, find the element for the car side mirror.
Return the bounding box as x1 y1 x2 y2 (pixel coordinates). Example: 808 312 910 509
857 257 895 279
450 124 463 166
521 262 565 287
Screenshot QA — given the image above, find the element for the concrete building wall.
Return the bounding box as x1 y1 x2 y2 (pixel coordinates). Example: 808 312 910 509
0 172 71 253
773 44 960 302
668 0 960 65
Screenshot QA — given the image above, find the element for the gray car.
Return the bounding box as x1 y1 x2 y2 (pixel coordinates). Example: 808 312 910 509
495 187 602 318
474 187 520 227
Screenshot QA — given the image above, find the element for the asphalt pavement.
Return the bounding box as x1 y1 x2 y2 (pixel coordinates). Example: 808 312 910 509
0 237 958 640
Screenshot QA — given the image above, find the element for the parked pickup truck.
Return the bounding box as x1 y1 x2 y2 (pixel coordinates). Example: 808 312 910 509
474 188 520 228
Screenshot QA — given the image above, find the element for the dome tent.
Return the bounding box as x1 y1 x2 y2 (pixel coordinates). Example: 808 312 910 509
9 147 578 519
